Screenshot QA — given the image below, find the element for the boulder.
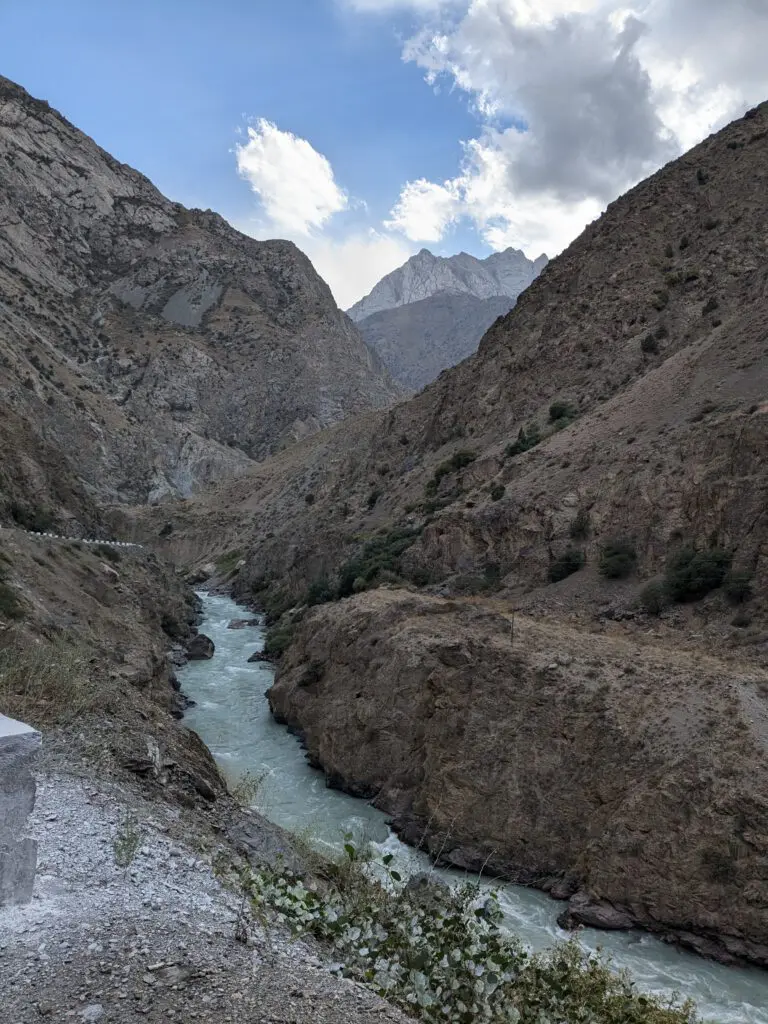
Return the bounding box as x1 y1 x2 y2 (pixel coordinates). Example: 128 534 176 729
186 634 215 660
557 891 635 932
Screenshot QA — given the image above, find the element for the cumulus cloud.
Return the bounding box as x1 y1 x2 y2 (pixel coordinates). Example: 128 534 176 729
235 119 348 235
300 231 417 310
385 0 768 256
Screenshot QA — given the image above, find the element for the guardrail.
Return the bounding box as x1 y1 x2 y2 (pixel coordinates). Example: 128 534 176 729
0 524 143 550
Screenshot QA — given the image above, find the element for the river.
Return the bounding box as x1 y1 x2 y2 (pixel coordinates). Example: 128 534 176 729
181 593 768 1023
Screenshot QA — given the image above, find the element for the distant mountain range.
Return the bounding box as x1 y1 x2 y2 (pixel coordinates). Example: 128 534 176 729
348 248 547 390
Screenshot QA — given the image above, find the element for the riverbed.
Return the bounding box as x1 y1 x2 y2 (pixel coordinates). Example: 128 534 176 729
181 593 768 1023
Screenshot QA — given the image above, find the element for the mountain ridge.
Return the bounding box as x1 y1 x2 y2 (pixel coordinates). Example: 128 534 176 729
347 246 547 321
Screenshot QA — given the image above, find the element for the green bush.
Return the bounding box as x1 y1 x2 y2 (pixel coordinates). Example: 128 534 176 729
599 538 637 580
241 844 696 1024
665 547 731 602
305 576 335 607
426 451 477 495
263 622 295 660
366 489 381 509
489 483 505 502
639 580 668 616
337 527 422 599
549 400 575 423
8 502 54 533
506 423 541 458
724 570 753 604
569 508 591 540
549 548 585 583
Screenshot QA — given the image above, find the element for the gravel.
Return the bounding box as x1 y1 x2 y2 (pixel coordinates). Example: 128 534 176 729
0 770 409 1023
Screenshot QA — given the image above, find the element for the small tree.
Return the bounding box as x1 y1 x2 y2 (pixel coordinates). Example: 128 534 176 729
599 538 637 580
549 548 585 583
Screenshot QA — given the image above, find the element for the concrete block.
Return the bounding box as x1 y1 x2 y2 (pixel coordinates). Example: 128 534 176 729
0 713 42 906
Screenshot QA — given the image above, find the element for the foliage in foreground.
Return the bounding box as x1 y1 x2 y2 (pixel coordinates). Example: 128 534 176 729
241 846 696 1024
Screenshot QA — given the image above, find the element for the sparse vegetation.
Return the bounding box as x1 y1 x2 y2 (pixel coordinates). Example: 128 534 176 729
664 547 731 603
506 422 541 458
548 400 575 424
425 451 477 496
0 637 108 725
216 549 242 575
489 483 505 501
599 538 638 580
367 489 381 509
113 814 142 868
95 543 121 563
240 840 696 1024
641 333 659 355
639 580 668 616
0 567 24 620
8 501 54 533
549 548 586 583
702 297 719 316
337 527 422 598
262 621 296 660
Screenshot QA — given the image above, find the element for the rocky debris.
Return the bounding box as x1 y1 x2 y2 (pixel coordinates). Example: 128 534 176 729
227 618 259 630
267 588 768 967
0 714 41 906
186 634 215 660
0 770 409 1024
247 650 270 663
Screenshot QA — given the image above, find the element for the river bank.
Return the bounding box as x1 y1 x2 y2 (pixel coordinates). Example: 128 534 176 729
180 591 768 1024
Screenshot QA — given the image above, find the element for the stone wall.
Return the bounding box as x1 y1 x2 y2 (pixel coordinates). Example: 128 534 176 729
0 714 41 905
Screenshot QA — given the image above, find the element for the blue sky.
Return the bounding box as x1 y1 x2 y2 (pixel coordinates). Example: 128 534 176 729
1 0 765 306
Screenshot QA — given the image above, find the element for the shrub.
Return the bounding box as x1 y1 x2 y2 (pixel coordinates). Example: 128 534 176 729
641 333 659 355
599 538 637 580
724 570 753 605
262 622 295 660
305 492 315 505
305 576 335 607
0 577 24 620
426 451 477 495
240 843 696 1024
665 547 731 602
366 489 381 509
549 548 585 583
0 637 108 725
489 483 505 502
569 508 591 540
639 580 668 616
9 502 54 533
702 297 719 316
549 400 575 423
506 423 541 458
337 527 422 599
159 522 173 537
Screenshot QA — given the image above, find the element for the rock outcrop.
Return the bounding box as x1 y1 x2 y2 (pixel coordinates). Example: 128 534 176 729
0 75 400 514
268 588 768 966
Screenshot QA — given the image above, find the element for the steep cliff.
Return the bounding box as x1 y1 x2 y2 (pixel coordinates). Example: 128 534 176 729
0 75 400 515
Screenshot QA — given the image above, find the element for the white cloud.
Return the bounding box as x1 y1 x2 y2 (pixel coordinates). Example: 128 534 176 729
300 231 417 310
385 178 460 241
385 0 768 257
235 119 348 234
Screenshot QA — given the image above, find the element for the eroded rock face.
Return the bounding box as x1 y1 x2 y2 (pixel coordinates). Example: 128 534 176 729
268 589 768 966
0 75 401 511
0 714 41 906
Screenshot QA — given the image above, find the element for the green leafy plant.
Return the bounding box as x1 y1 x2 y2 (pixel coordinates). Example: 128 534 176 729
489 483 505 502
239 842 696 1024
569 508 591 540
506 423 541 458
425 451 477 496
337 527 422 599
113 814 142 868
263 622 296 660
639 580 668 616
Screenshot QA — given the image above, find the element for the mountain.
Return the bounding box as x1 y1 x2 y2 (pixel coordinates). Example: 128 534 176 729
347 247 547 322
0 75 400 515
164 101 768 963
348 247 547 390
356 292 515 391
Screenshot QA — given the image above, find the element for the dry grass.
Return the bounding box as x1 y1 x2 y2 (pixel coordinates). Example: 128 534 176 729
0 634 116 727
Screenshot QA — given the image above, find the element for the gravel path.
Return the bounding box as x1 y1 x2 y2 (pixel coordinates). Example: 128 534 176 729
0 771 408 1023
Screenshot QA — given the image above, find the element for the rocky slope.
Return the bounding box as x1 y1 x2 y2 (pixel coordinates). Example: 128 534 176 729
347 247 547 321
0 75 400 512
269 588 768 966
357 292 514 391
146 101 768 961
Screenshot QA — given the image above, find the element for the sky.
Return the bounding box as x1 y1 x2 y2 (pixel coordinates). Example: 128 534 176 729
1 1 767 308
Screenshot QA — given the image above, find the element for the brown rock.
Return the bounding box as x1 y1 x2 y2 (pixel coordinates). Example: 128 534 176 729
186 634 215 660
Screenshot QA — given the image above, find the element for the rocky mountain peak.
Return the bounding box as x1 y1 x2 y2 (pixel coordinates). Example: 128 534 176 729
346 246 547 322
